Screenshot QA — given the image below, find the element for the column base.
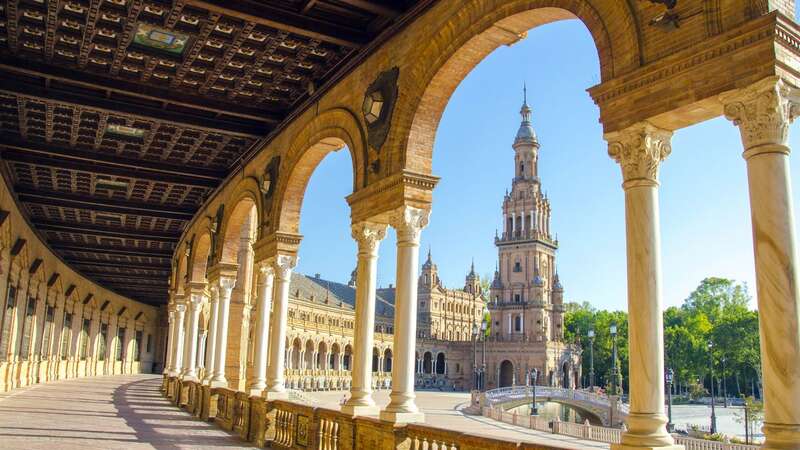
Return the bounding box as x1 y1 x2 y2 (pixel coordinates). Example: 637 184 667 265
264 390 288 401
248 388 264 397
341 404 379 416
379 410 425 424
209 379 228 388
762 422 800 450
183 375 199 382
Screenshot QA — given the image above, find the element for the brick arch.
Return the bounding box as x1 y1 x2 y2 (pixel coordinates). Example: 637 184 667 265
391 0 641 175
218 188 260 266
188 232 212 285
271 107 367 235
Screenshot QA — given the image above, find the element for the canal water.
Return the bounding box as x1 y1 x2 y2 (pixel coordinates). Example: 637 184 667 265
506 401 601 425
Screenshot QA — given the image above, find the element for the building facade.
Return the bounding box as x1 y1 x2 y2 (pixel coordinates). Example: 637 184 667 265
186 97 579 394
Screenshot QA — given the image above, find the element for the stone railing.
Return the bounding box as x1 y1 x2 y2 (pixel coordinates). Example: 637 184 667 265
483 386 627 426
674 436 760 450
163 375 576 450
480 405 759 450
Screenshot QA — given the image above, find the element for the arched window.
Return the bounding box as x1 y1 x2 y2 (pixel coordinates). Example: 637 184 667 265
514 315 522 332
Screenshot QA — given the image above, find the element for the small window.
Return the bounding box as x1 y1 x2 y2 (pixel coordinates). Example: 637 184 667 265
514 294 521 303
513 262 522 272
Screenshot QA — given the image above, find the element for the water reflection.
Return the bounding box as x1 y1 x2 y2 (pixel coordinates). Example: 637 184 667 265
507 402 599 425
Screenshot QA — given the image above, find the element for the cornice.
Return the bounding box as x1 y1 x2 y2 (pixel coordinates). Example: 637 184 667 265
589 12 784 106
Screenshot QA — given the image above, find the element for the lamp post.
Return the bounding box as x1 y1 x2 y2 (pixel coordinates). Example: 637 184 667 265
721 357 728 408
708 341 717 434
480 311 487 391
587 329 595 390
610 323 618 396
665 367 674 432
530 369 538 415
472 323 478 391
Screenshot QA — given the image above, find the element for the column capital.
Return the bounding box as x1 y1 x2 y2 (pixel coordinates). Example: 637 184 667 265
352 222 388 256
273 254 297 282
721 76 800 156
175 303 187 314
189 293 204 307
605 121 672 187
218 276 236 292
389 206 429 244
257 258 276 277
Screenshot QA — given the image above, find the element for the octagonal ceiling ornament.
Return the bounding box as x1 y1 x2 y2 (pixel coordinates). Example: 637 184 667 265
362 67 399 152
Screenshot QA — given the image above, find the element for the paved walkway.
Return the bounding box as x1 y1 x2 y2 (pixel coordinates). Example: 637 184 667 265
0 375 607 449
308 390 609 449
0 374 254 450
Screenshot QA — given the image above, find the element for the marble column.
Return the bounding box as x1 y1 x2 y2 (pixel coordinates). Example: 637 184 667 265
606 122 679 450
202 287 219 385
343 222 387 415
164 309 175 375
249 260 275 396
171 303 186 377
182 293 203 381
105 315 117 375
265 254 296 400
722 77 800 450
380 206 429 424
210 278 236 388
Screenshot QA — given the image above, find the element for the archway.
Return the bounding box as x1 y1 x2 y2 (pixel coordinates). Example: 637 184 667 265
372 347 380 373
343 344 352 371
318 341 328 370
331 343 341 370
499 360 514 388
291 338 302 370
423 352 433 374
562 362 570 388
435 352 446 375
383 348 392 372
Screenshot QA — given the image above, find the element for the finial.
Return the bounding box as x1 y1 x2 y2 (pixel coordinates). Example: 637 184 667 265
427 245 432 263
523 82 527 105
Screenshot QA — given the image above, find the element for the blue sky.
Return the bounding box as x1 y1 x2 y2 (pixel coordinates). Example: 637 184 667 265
295 19 800 312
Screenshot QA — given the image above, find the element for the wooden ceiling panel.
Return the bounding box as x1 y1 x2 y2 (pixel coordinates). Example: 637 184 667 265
0 0 432 305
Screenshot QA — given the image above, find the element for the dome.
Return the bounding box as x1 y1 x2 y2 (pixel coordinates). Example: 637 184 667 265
514 95 538 146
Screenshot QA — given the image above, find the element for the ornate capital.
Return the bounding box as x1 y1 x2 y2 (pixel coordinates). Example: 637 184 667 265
351 221 388 256
273 254 297 282
258 258 275 278
721 77 800 154
389 206 430 244
218 276 236 293
175 304 187 314
189 293 204 308
606 122 672 186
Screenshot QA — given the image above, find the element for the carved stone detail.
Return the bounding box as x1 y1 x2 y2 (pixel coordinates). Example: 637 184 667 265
351 222 388 256
218 276 236 293
389 206 430 243
722 77 800 153
606 122 673 184
273 254 297 282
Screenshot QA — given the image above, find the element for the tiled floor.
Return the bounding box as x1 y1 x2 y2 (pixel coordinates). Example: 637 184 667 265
0 374 255 450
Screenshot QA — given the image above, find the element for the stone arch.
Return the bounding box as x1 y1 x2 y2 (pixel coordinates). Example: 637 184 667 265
395 0 640 176
189 232 212 285
436 352 446 375
423 351 433 374
499 360 515 388
218 193 259 266
343 344 352 371
383 348 392 373
304 339 315 369
272 108 367 235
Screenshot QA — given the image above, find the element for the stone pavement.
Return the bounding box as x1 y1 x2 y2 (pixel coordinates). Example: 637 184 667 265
308 390 610 449
0 374 255 450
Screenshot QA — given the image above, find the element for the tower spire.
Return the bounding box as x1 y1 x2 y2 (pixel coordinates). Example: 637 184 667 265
523 82 527 106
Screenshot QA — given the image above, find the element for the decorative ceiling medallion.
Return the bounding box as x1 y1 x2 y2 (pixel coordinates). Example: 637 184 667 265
105 123 145 139
132 23 189 56
362 67 399 152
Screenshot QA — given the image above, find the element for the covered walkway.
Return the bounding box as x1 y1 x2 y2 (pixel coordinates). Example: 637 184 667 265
0 374 253 450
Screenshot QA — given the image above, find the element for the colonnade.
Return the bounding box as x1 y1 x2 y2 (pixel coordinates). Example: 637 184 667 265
163 77 800 445
606 77 800 449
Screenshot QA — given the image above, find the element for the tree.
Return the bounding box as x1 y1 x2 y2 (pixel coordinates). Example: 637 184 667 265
564 302 629 392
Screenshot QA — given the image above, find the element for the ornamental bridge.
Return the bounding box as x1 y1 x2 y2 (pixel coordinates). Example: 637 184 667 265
482 386 628 428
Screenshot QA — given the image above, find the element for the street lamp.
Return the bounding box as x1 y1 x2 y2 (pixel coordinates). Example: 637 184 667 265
587 329 595 390
472 323 479 390
530 369 539 415
480 310 488 391
610 323 618 396
721 357 728 408
708 341 717 434
665 368 674 432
